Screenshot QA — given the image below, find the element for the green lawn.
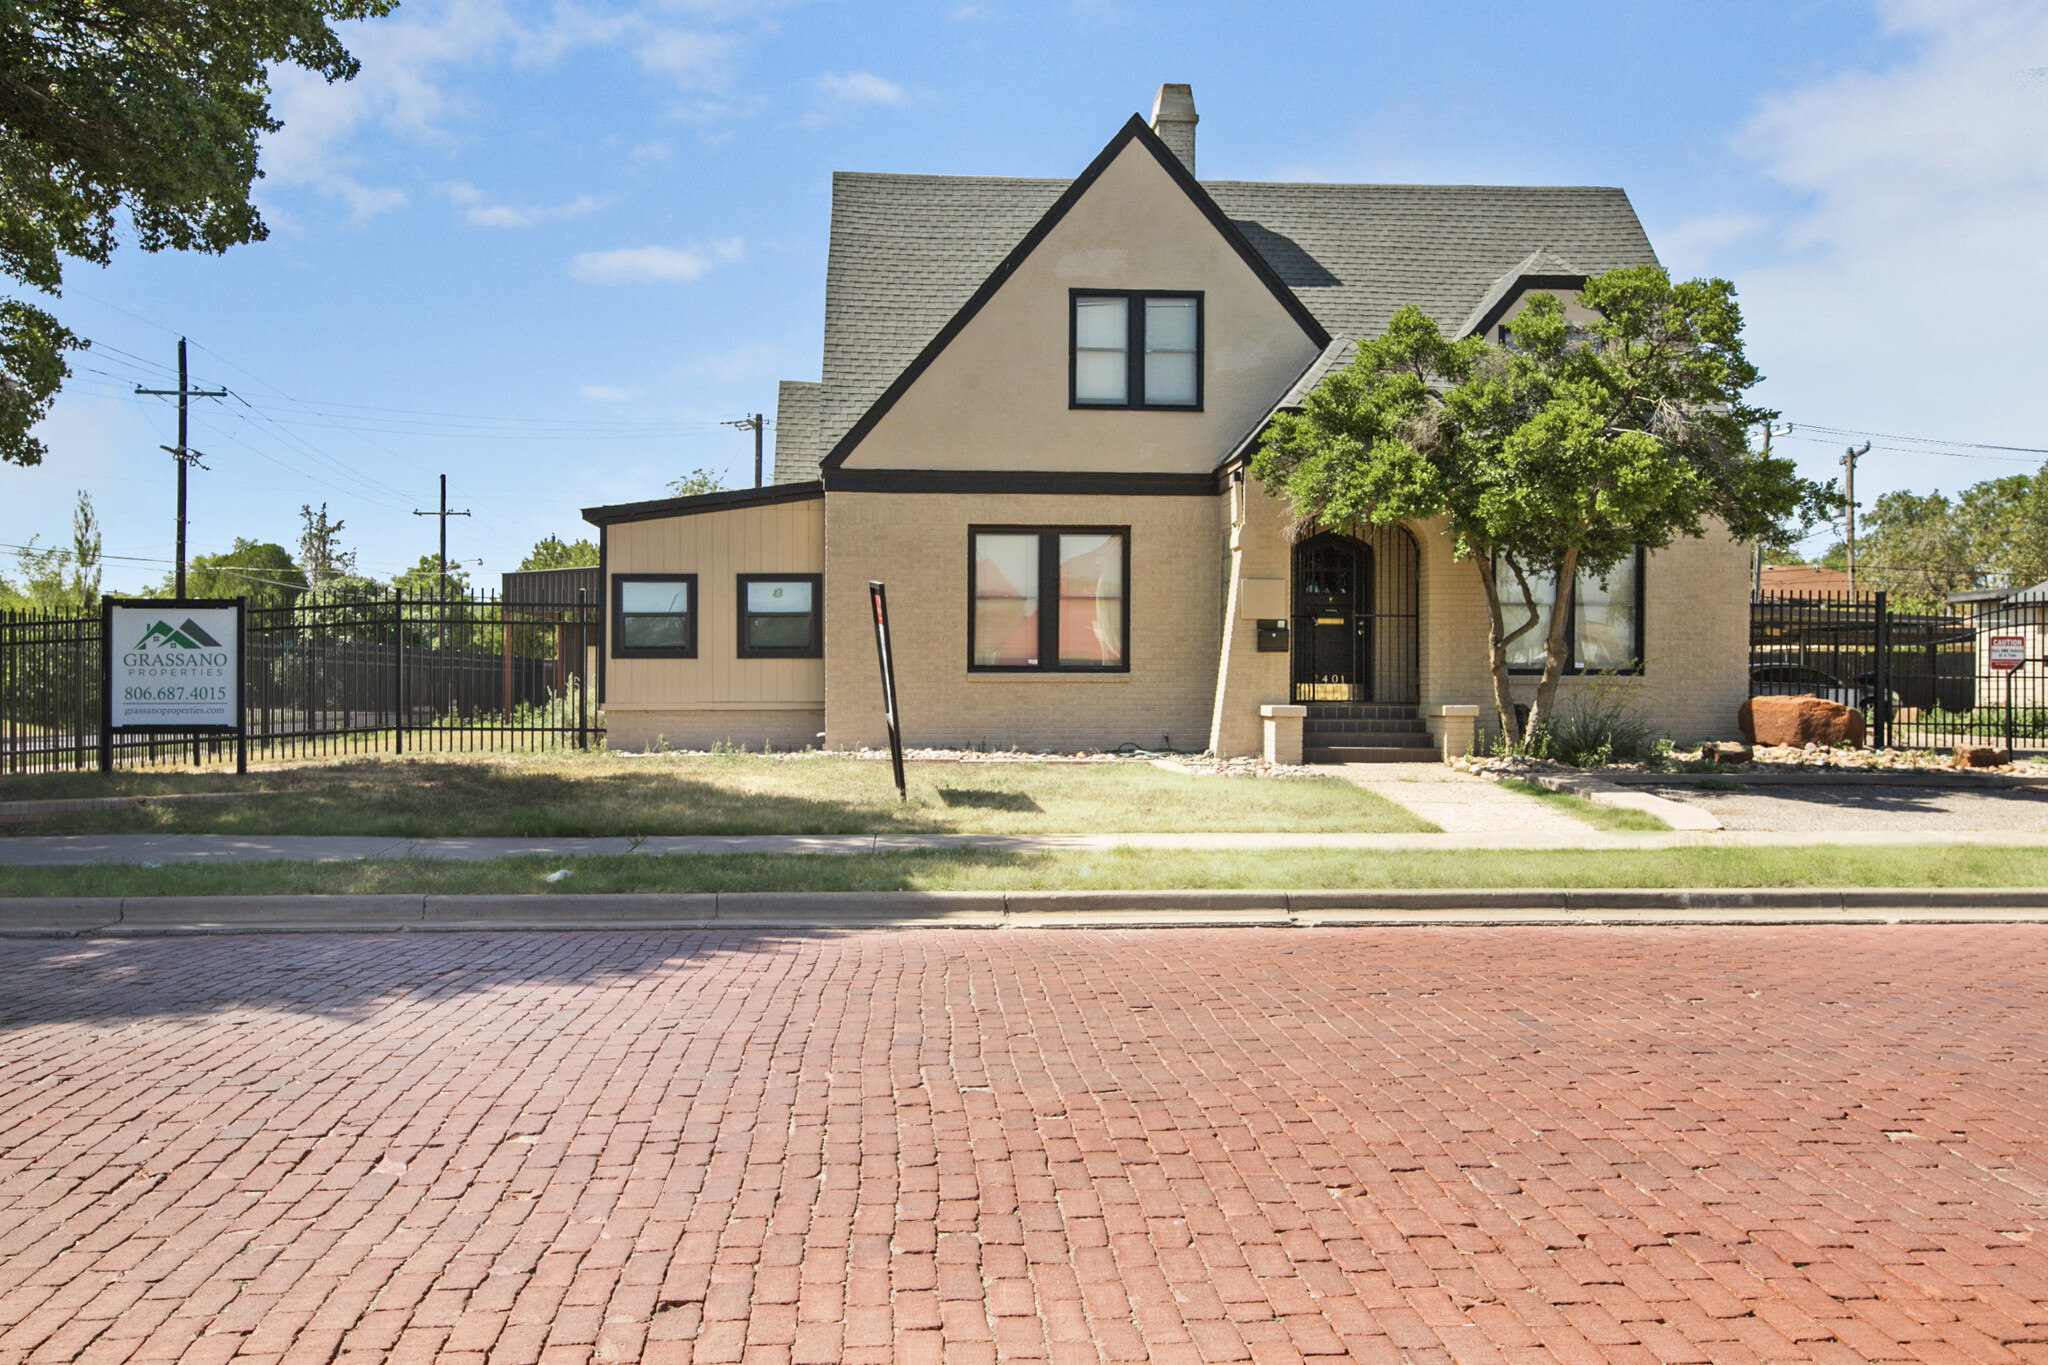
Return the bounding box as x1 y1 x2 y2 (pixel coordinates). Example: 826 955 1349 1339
5 844 2046 898
1495 777 1671 831
0 751 1433 837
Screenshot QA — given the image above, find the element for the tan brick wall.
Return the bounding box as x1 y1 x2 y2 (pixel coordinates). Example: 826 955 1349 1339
1417 522 1752 747
605 707 825 753
1209 473 1294 757
822 491 1224 751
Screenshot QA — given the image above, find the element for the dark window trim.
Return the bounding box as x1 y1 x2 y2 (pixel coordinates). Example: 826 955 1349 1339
1068 290 1204 411
735 573 824 659
968 525 1132 674
1500 546 1647 675
611 572 697 659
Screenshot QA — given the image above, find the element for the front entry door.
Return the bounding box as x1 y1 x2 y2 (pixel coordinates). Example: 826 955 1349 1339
1293 534 1372 702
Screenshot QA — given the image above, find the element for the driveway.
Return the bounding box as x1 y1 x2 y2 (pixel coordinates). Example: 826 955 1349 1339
4 926 2047 1363
1640 780 2048 833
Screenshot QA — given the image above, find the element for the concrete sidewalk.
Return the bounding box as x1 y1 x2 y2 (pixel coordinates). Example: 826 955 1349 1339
11 827 2048 865
8 886 2048 937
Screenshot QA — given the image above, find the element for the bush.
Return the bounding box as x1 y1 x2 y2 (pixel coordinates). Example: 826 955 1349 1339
1522 677 1667 766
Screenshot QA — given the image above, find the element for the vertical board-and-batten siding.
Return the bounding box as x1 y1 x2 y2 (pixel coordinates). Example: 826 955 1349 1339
603 496 826 728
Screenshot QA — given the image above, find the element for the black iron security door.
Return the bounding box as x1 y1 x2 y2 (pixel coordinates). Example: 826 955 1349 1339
1293 533 1372 702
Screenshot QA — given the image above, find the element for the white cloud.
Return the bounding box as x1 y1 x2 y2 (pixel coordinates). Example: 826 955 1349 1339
1654 210 1768 278
443 182 603 228
640 29 737 88
1729 0 2048 464
568 238 745 284
816 71 908 107
580 384 640 401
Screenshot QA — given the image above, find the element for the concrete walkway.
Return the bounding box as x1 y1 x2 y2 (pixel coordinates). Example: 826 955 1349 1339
1335 761 1597 833
6 827 2048 865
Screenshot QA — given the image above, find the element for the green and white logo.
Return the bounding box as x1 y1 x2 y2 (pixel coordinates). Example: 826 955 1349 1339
133 618 222 650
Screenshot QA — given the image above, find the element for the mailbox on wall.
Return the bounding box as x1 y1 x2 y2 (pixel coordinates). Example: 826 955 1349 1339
1256 619 1289 652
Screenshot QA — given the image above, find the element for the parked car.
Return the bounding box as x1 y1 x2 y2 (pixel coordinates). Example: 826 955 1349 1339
1749 663 1898 712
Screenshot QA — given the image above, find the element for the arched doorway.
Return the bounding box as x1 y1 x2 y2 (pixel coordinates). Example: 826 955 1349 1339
1291 527 1419 704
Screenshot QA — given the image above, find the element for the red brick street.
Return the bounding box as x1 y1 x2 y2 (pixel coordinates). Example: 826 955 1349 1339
3 926 2047 1365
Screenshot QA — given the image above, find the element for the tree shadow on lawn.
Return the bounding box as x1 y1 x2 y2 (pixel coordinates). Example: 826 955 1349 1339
3 760 994 839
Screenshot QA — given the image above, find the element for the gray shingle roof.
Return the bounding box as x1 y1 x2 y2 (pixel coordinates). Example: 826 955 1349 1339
773 380 821 483
801 168 1660 459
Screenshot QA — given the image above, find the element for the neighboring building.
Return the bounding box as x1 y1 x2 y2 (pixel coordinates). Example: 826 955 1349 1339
583 86 1751 758
1758 564 1853 598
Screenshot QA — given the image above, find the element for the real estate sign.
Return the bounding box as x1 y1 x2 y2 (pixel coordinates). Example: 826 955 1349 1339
1990 635 2028 672
105 600 243 730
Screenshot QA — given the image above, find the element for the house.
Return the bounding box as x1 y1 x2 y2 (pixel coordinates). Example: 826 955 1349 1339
582 86 1751 759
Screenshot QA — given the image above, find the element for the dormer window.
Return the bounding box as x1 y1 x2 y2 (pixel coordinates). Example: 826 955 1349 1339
1070 291 1203 410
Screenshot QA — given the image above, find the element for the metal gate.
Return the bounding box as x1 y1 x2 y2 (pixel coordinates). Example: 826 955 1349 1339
1290 525 1419 704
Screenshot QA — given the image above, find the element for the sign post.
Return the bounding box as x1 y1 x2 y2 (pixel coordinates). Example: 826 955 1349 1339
868 581 906 800
1990 634 2027 753
103 597 245 774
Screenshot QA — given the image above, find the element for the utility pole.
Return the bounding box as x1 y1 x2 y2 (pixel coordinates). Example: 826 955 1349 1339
1754 421 1793 601
135 338 227 599
1841 441 1870 597
412 474 471 598
724 413 768 487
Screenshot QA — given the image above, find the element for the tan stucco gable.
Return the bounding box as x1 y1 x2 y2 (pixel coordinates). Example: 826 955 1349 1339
834 131 1325 475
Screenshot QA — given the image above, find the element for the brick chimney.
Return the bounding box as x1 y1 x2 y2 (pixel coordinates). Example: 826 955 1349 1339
1150 83 1197 176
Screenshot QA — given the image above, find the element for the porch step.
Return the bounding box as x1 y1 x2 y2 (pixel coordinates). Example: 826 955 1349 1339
1300 703 1438 764
1304 742 1440 764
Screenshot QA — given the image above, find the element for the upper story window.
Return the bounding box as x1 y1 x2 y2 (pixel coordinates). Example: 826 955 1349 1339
613 574 696 658
1071 291 1202 410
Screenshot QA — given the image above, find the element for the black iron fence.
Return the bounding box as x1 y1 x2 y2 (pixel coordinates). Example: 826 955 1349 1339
1752 591 2045 751
1 590 602 775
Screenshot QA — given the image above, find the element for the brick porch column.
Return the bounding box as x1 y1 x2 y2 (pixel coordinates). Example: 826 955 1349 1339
1260 704 1306 765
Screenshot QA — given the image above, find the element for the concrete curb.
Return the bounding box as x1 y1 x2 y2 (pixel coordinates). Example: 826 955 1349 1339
1508 771 1724 831
4 887 2048 936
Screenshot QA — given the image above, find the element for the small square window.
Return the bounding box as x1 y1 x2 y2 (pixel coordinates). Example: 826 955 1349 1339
1070 292 1202 409
613 574 695 658
737 574 823 658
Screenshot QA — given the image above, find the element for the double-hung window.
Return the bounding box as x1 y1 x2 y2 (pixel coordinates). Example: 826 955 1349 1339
736 574 823 658
970 528 1128 671
612 574 696 658
1071 291 1202 409
1497 550 1644 673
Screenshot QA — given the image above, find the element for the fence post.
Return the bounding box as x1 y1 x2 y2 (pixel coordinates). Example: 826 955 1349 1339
393 588 405 756
576 587 588 751
1873 590 1890 751
97 597 112 773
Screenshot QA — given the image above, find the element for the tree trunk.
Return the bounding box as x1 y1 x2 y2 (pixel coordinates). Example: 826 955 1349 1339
1524 546 1579 742
1476 555 1543 747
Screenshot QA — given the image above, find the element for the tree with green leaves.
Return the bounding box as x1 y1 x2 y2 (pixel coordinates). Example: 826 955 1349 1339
6 488 102 610
521 536 599 570
667 468 725 498
0 0 397 466
1253 266 1825 744
296 503 357 587
394 553 471 599
169 538 306 608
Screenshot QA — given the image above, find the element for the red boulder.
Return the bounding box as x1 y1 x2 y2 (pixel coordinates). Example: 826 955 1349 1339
1738 695 1866 749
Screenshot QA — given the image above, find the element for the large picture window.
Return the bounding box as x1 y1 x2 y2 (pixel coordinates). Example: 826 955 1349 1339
612 574 696 658
970 527 1128 672
1496 550 1644 673
1070 291 1202 409
736 574 823 658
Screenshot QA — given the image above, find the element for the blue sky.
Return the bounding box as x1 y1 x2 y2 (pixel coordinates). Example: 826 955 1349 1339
9 0 2045 591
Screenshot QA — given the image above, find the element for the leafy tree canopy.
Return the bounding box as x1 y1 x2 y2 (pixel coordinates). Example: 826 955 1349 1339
1253 266 1827 743
521 536 598 570
0 0 396 466
393 553 471 599
2 488 100 610
1851 470 2048 610
667 468 725 498
164 537 306 608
